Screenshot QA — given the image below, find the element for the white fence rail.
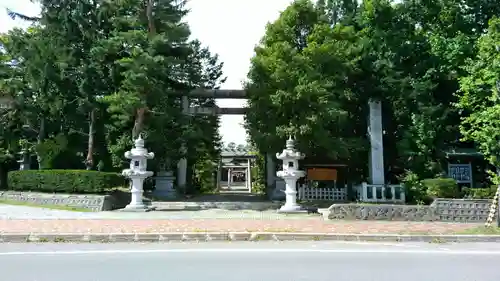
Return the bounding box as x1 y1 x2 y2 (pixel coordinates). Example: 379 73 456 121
298 186 347 201
296 183 406 203
356 182 405 203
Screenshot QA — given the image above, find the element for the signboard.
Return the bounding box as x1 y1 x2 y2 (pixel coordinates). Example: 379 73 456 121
448 163 472 184
307 168 337 181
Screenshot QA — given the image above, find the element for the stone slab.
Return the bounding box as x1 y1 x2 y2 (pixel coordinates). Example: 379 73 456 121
0 191 131 212
1 232 500 243
325 203 438 221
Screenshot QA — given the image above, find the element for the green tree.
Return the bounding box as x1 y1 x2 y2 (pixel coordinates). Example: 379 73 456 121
457 17 500 167
245 0 364 162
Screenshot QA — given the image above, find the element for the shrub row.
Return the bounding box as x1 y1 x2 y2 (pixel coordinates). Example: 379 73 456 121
405 176 499 203
7 170 126 194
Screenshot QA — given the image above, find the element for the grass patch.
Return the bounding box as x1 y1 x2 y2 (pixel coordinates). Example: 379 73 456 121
0 199 93 212
455 226 500 235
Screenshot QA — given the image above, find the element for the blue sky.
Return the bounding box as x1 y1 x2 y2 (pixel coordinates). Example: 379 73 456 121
0 0 293 145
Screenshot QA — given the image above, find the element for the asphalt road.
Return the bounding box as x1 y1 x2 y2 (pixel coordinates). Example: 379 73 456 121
1 241 500 281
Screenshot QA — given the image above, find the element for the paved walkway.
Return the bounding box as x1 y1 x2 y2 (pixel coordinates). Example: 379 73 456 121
0 204 482 234
0 219 481 234
0 204 315 220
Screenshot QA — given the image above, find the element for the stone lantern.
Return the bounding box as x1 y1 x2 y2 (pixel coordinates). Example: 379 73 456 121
276 136 306 213
122 135 155 211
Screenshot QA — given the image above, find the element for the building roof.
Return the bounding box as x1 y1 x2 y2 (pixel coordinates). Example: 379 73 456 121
220 146 255 158
444 148 483 157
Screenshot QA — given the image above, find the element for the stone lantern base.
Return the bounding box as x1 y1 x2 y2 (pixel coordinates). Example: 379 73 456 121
277 205 308 213
118 175 156 212
119 204 156 212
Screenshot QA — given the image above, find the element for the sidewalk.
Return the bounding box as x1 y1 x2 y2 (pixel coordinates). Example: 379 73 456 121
0 218 482 234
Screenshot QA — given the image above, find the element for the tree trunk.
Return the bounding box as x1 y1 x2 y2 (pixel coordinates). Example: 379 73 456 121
85 108 96 170
36 117 45 170
132 107 147 139
130 0 154 140
146 0 156 35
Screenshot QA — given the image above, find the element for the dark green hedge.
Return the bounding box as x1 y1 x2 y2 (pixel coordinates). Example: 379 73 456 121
7 170 126 194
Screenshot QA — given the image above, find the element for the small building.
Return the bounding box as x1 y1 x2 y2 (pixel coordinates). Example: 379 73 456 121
218 145 255 192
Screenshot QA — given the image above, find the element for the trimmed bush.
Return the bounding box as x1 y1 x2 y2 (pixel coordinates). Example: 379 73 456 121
422 177 460 198
464 185 498 199
7 170 126 194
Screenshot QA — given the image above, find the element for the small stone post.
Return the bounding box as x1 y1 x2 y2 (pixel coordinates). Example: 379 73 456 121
121 136 155 211
276 137 306 213
17 148 30 171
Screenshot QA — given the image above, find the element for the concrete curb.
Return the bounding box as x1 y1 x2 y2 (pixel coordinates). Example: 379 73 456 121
1 232 500 243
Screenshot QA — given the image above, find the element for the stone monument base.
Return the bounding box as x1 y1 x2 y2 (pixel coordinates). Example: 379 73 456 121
153 172 177 199
269 180 286 200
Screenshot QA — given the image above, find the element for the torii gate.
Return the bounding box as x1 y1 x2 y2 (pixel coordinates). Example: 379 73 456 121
178 89 386 197
176 89 248 188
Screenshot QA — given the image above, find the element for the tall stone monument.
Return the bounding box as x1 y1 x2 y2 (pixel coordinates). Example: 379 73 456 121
122 136 155 211
368 100 385 185
276 137 306 213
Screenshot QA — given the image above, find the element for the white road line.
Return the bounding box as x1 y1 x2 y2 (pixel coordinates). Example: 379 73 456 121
0 248 499 256
380 243 422 248
331 241 422 248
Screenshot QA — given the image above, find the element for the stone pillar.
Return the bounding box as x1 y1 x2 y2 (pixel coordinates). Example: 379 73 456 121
368 100 385 185
227 168 232 189
18 149 30 171
216 161 222 191
247 158 252 192
269 151 285 200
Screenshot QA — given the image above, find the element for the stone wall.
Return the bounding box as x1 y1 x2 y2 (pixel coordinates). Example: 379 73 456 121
0 191 130 211
324 198 494 222
431 198 492 222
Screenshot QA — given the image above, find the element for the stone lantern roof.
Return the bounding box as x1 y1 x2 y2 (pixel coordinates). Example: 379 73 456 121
276 137 305 160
